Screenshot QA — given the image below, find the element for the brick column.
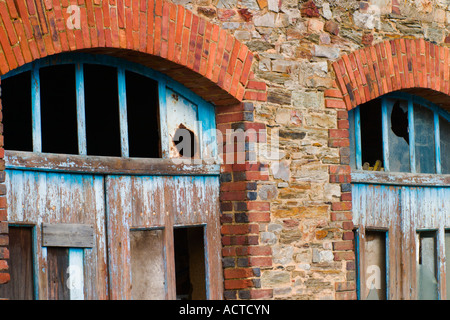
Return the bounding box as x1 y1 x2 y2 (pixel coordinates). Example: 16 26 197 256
216 95 272 299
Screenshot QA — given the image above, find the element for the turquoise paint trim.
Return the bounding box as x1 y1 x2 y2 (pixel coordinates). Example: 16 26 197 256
0 52 218 162
355 107 362 170
435 111 442 174
31 63 41 153
381 98 390 172
408 97 416 173
75 63 87 155
117 67 129 158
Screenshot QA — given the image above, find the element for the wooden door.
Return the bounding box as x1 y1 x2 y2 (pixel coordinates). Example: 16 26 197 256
353 183 450 300
4 168 109 300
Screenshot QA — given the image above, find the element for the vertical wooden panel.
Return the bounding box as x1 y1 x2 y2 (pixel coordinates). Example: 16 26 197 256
76 62 87 155
117 67 129 158
47 247 70 300
31 64 42 153
0 227 34 299
106 175 132 300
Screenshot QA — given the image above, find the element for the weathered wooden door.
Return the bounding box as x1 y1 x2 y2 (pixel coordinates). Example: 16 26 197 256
353 183 450 300
350 93 450 300
0 53 222 300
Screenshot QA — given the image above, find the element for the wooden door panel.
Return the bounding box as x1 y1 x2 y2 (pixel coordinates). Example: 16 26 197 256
5 169 108 300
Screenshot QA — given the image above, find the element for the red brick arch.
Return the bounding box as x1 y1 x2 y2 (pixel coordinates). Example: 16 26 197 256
331 38 450 110
0 0 266 106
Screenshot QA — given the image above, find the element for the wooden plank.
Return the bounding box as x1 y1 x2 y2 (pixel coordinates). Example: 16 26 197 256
47 247 70 300
435 111 442 174
351 170 450 186
68 248 84 300
42 223 94 248
5 150 220 176
381 98 390 172
76 62 87 155
31 64 42 153
0 227 34 299
117 67 129 158
408 97 416 173
354 107 362 170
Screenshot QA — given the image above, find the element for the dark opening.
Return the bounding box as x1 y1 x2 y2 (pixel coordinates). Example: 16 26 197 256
360 99 384 170
174 226 206 300
0 227 34 300
173 124 198 158
47 247 70 300
125 70 161 158
391 100 409 144
84 64 121 157
2 71 33 151
40 65 78 154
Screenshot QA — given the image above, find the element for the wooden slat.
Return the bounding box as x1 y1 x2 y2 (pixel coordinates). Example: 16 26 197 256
117 67 129 158
76 63 87 155
352 171 450 186
31 64 41 153
42 223 94 248
5 151 220 176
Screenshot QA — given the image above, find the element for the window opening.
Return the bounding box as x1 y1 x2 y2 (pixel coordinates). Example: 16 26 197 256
125 71 161 158
364 230 387 300
84 64 122 157
0 226 34 300
173 124 199 158
414 103 436 173
417 231 438 300
40 65 78 154
2 71 33 151
174 226 206 300
359 99 384 171
130 229 165 300
387 98 410 173
440 116 450 174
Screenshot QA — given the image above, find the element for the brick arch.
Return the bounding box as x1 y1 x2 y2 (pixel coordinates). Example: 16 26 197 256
0 0 267 106
331 38 450 110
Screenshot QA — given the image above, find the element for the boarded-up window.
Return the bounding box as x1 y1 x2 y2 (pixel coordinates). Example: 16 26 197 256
0 226 34 300
364 231 387 300
130 229 165 300
174 226 206 300
417 231 438 300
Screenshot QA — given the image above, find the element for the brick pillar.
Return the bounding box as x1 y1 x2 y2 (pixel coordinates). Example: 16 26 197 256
216 98 273 300
0 87 8 289
325 82 357 300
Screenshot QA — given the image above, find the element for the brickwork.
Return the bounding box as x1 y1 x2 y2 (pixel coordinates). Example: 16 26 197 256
1 0 450 300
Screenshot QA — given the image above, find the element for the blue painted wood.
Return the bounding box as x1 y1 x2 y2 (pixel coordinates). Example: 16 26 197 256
68 248 84 300
158 80 170 159
435 111 442 174
1 52 218 163
31 63 41 153
354 107 362 170
381 98 390 172
75 63 87 155
117 67 129 158
408 97 416 173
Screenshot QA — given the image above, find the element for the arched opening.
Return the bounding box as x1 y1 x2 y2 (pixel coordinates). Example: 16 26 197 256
349 91 450 300
0 52 222 300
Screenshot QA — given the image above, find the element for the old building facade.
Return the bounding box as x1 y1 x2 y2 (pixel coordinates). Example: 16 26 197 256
0 0 450 300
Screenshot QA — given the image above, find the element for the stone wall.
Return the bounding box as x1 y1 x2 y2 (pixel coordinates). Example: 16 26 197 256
186 0 450 299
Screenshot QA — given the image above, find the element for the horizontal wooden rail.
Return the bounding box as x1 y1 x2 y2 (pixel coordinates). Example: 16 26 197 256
5 151 220 176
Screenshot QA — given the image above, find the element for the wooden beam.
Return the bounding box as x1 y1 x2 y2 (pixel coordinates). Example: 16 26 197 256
42 223 94 248
5 151 220 176
352 170 450 187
